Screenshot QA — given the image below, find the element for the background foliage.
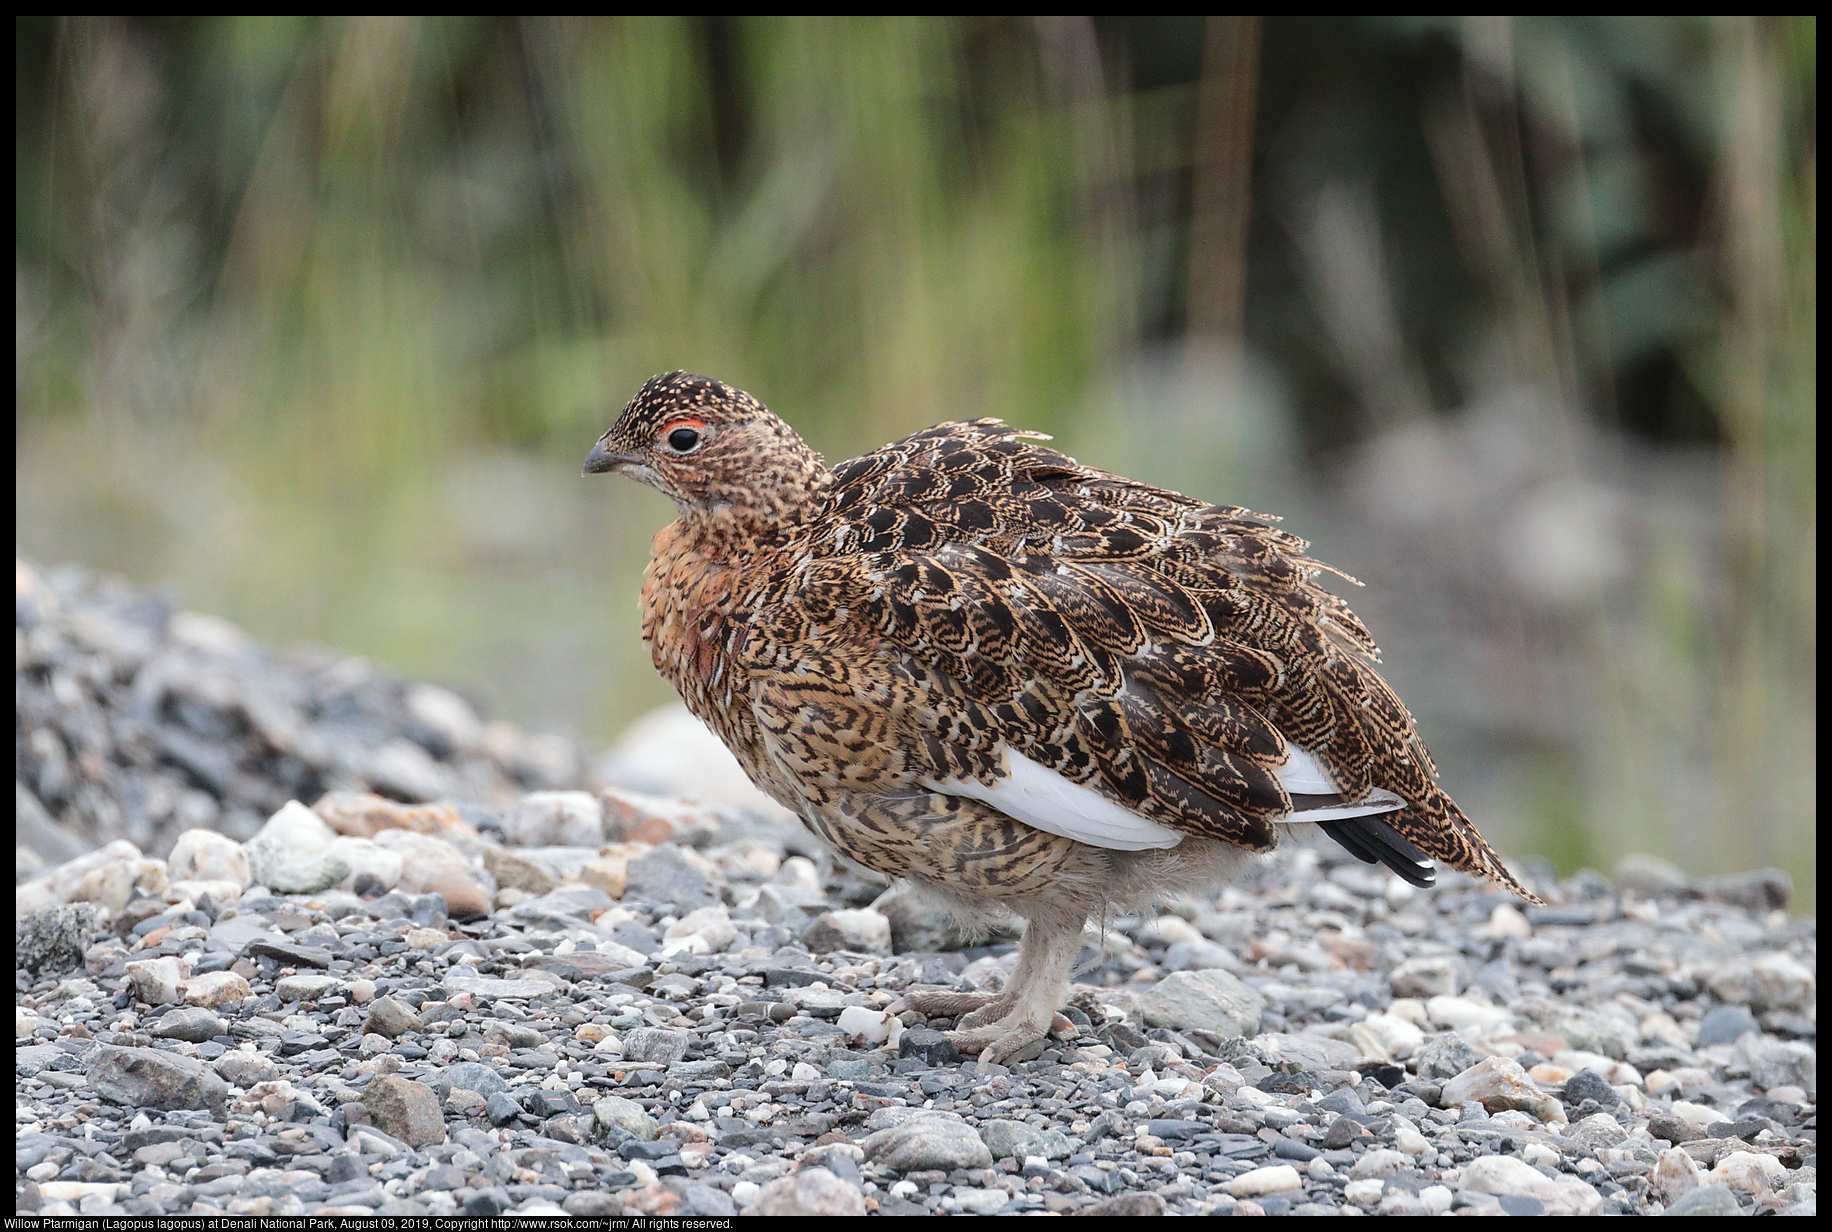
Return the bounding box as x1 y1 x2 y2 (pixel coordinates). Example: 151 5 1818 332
16 17 1816 900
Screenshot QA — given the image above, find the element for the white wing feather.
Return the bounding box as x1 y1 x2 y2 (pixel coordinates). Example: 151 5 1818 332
923 743 1406 852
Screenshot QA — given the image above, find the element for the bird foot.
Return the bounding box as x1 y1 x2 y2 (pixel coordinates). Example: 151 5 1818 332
945 1011 1079 1067
895 987 1012 1024
894 987 1076 1063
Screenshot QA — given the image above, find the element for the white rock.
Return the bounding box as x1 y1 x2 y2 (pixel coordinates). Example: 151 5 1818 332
838 1005 900 1047
506 791 606 848
1522 1141 1560 1168
442 972 552 999
17 840 151 915
1390 1115 1433 1156
37 1182 120 1204
820 908 892 953
663 905 737 953
18 1007 39 1039
1709 1150 1786 1195
171 612 248 655
1139 914 1205 946
952 1188 1008 1213
1227 1164 1302 1197
1426 995 1510 1033
1552 1049 1640 1086
325 836 404 892
1251 1032 1359 1072
1666 1100 1733 1129
1350 1148 1413 1178
1647 1068 1717 1097
1705 951 1814 1011
277 973 342 1001
183 971 253 1007
768 857 827 908
1390 955 1460 998
1652 1146 1702 1202
863 1112 992 1171
1419 1185 1454 1214
1344 1177 1385 1206
1439 1055 1563 1122
1459 1154 1603 1216
364 738 452 801
405 683 484 753
350 1126 405 1157
125 956 187 1006
594 1095 658 1140
1352 1011 1425 1061
370 829 470 891
167 829 251 887
243 801 340 893
83 857 169 914
1478 903 1532 939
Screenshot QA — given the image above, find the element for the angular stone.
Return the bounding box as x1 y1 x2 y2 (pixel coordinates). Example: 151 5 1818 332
361 1075 446 1146
1138 968 1265 1038
150 1007 227 1043
362 997 423 1039
623 844 719 912
863 1113 991 1172
505 791 605 848
802 908 891 955
88 1046 230 1114
594 1096 658 1140
482 847 559 896
214 1051 280 1087
167 829 251 887
312 791 475 839
753 1167 866 1216
276 973 342 1002
16 903 100 974
981 1118 1074 1161
243 801 342 893
1459 1154 1603 1216
248 937 334 968
125 956 186 1006
623 1027 690 1067
428 1061 511 1100
183 971 253 1007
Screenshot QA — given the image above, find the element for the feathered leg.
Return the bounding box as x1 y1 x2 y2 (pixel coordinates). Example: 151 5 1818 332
902 912 1082 1065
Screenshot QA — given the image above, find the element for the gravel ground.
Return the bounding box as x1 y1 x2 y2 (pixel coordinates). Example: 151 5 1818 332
15 559 1817 1216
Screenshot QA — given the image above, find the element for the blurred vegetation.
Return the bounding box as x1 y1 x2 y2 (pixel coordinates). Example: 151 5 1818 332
16 17 1815 902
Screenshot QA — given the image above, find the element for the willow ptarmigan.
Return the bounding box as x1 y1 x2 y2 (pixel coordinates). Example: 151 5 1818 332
586 371 1542 1065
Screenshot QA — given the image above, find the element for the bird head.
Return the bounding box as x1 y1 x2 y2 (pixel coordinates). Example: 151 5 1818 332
584 371 824 519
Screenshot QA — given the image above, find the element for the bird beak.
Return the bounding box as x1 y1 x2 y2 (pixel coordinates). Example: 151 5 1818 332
583 440 639 476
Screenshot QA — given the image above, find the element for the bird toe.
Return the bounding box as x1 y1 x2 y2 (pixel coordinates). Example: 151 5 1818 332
951 1019 1050 1067
897 988 1003 1019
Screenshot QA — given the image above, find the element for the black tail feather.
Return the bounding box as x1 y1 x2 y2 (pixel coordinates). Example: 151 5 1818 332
1317 813 1437 888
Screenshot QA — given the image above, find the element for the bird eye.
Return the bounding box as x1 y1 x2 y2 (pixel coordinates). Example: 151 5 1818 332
665 426 702 453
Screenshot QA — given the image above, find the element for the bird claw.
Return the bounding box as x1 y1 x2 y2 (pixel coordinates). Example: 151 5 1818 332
942 1011 1078 1067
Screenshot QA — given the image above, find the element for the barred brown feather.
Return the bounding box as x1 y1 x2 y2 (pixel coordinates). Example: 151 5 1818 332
587 371 1543 1064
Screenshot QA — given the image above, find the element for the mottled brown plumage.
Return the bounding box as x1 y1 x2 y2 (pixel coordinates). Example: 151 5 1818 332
587 371 1542 1064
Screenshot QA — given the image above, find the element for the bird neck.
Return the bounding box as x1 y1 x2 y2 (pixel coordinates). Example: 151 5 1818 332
673 442 830 555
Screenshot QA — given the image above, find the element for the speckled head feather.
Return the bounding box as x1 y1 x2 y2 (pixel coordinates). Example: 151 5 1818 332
586 373 1544 1064
584 371 826 526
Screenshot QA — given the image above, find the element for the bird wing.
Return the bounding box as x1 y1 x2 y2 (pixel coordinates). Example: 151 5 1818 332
745 420 1536 899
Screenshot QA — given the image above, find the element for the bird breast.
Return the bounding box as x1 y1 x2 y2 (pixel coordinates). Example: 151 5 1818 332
639 520 744 701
